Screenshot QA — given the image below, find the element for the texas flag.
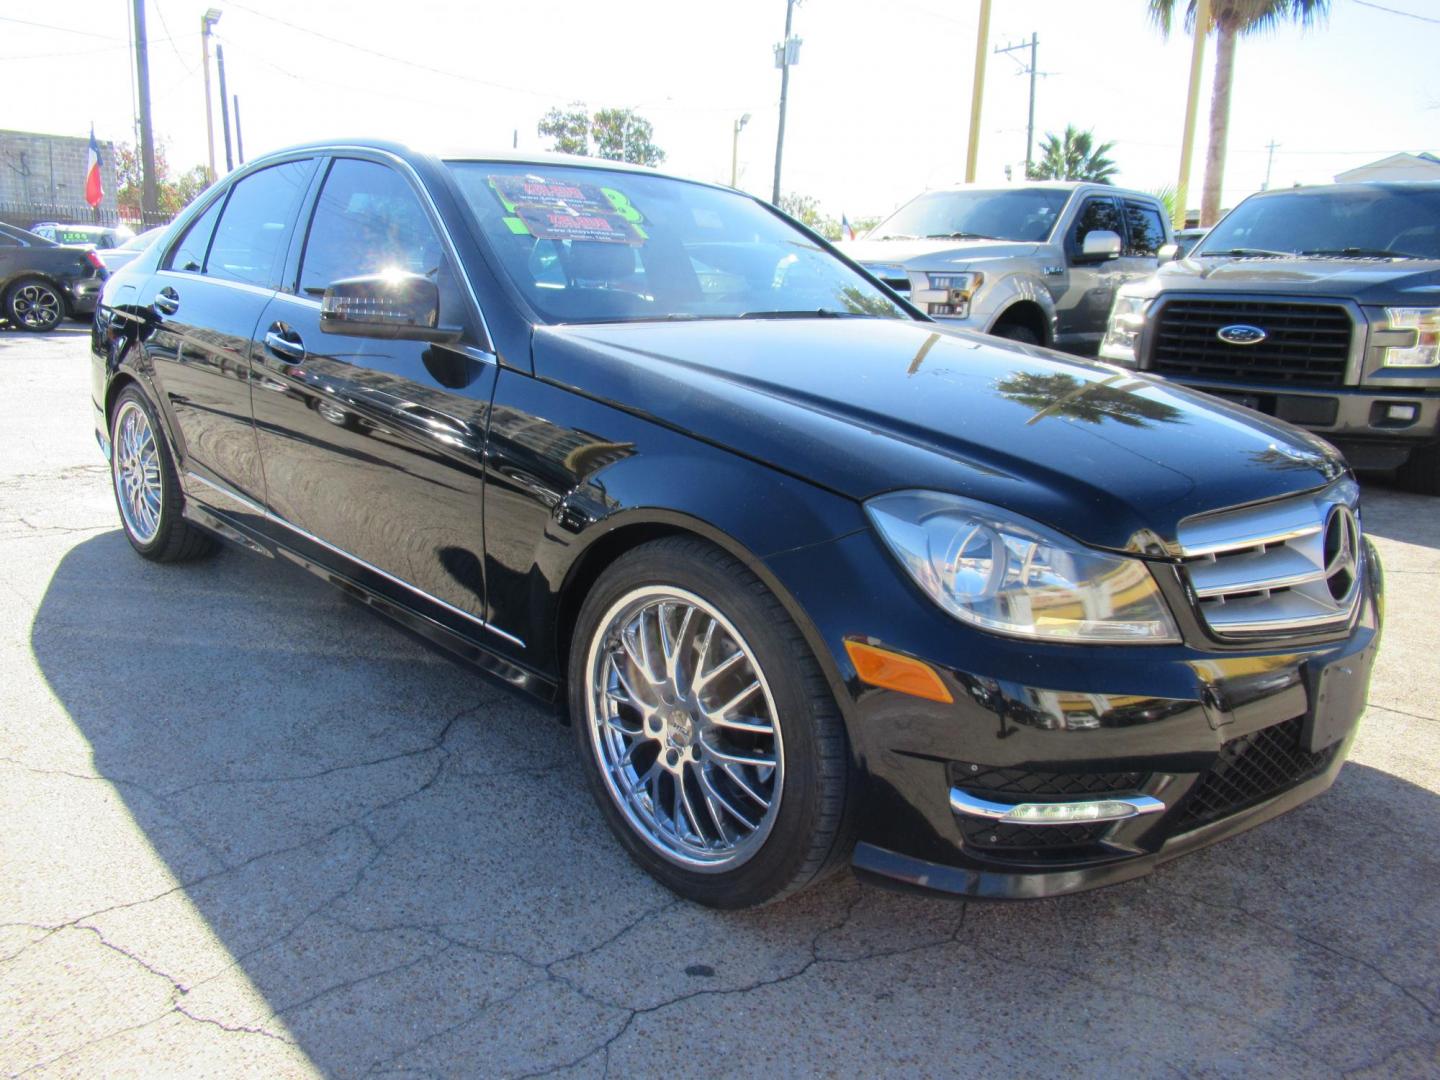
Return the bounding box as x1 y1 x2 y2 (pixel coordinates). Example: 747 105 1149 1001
84 127 104 209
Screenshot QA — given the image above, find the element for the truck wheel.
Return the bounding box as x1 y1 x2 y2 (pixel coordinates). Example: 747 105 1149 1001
1396 443 1440 496
991 322 1040 346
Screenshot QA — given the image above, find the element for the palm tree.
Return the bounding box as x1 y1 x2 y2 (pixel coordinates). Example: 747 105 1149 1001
1029 126 1119 183
1150 0 1330 226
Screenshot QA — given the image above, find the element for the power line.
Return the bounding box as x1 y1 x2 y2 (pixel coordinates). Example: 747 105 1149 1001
0 15 126 40
1352 0 1440 25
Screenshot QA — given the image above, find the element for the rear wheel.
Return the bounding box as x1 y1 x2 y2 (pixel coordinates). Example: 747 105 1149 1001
569 537 853 908
110 386 216 562
5 277 66 332
1397 442 1440 496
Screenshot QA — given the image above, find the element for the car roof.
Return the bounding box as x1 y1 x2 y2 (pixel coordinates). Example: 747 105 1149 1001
919 181 1158 200
0 221 55 245
1248 180 1440 198
246 137 699 185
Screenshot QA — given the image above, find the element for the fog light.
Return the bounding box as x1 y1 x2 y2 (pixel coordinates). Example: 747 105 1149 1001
950 788 1166 824
1387 403 1418 422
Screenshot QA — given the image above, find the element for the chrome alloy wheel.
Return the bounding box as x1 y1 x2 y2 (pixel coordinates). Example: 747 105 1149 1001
112 400 163 544
11 282 62 330
584 586 784 871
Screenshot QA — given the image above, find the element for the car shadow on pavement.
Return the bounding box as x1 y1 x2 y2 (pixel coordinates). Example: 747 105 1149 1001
24 529 1440 1076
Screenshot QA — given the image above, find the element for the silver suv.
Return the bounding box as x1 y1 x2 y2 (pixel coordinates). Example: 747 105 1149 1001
839 182 1172 353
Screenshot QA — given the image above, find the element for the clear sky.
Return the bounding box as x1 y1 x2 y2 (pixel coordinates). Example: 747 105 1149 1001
2 0 1437 220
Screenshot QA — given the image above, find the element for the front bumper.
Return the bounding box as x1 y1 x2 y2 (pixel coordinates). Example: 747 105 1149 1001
1161 377 1440 469
765 526 1384 900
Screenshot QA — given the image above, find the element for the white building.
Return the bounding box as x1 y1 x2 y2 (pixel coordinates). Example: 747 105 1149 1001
1335 152 1440 183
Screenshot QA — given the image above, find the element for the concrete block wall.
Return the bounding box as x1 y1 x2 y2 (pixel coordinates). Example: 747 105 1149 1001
0 128 121 214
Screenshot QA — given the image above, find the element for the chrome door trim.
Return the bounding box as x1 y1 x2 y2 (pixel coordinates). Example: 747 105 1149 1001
185 470 525 649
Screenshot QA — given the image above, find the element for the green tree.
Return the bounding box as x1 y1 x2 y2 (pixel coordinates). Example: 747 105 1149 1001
536 104 666 166
1029 126 1118 183
115 142 211 219
1149 0 1330 226
537 103 591 156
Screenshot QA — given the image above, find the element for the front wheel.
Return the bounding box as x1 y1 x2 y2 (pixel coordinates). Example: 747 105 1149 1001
569 537 854 908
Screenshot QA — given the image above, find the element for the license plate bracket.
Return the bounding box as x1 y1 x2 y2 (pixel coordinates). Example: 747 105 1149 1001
1302 649 1374 753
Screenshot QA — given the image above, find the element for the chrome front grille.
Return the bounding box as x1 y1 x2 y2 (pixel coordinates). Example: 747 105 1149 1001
1177 479 1363 637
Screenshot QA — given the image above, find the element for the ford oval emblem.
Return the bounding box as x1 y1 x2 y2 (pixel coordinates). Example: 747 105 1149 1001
1217 324 1268 346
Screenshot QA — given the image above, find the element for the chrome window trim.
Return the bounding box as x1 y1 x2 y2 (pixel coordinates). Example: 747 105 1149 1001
185 470 524 649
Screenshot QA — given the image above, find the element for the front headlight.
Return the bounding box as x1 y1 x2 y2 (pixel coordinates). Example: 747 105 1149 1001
866 491 1180 644
1099 293 1150 366
1378 307 1440 367
912 271 984 317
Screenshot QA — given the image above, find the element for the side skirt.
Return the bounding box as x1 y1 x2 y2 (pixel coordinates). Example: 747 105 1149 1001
181 499 561 706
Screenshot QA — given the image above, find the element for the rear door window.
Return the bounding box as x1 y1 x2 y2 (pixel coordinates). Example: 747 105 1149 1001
204 159 314 288
1123 201 1168 256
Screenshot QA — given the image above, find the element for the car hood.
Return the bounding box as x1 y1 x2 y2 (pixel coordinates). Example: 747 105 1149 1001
533 318 1345 553
838 237 1042 269
1150 255 1440 304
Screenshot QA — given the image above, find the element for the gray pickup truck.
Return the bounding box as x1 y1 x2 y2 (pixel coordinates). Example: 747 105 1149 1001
838 181 1172 352
1100 181 1440 494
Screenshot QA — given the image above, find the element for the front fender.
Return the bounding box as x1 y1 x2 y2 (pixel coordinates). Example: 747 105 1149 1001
977 273 1059 340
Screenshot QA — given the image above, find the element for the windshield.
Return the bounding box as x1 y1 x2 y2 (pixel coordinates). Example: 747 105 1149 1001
1198 187 1440 259
446 162 910 324
870 188 1071 242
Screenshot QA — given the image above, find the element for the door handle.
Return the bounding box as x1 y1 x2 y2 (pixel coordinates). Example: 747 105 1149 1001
153 287 179 316
264 329 306 362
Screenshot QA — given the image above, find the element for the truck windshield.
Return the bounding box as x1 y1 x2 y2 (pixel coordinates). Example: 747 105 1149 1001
1198 186 1440 259
446 162 911 324
869 189 1071 243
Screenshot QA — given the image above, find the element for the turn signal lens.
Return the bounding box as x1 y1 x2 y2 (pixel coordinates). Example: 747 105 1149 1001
844 640 953 703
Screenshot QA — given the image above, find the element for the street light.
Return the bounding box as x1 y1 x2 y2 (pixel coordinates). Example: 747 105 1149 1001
201 8 222 182
731 113 751 188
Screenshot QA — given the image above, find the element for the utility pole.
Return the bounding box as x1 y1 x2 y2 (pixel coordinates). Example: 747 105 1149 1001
1174 0 1212 229
771 0 800 205
995 33 1039 179
1262 139 1280 190
233 95 244 164
131 0 159 216
201 9 221 182
731 113 751 188
964 0 993 183
217 43 234 172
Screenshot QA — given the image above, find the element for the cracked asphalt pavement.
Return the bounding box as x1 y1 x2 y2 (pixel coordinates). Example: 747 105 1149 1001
2 327 1438 1078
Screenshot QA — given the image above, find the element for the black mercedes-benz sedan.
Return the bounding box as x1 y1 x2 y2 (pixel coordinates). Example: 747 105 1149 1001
91 141 1383 907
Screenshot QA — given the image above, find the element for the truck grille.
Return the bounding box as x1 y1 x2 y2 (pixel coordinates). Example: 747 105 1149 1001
1177 479 1363 638
1173 717 1337 832
1149 299 1352 387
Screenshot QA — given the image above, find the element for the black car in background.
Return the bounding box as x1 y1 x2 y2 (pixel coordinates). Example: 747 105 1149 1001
1 221 107 331
91 141 1382 907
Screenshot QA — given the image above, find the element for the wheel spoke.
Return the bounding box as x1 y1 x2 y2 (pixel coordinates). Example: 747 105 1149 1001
707 679 761 722
694 647 745 692
708 713 774 735
699 766 758 830
703 743 777 770
717 761 771 808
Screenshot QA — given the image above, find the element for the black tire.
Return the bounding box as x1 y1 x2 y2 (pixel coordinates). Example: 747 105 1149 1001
1396 442 1440 496
109 385 217 562
568 536 854 908
991 321 1041 346
4 276 67 333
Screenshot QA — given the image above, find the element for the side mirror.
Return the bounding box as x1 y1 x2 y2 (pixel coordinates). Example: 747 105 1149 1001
320 272 460 342
1157 242 1181 264
1080 230 1122 260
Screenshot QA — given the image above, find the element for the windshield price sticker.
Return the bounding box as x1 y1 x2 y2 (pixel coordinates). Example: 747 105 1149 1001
490 175 645 244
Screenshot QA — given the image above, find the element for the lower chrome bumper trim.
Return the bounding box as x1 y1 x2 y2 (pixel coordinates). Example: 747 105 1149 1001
949 788 1167 825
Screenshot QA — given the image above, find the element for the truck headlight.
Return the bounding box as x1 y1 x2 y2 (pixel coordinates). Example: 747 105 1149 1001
1379 307 1440 367
912 271 984 317
1099 293 1150 366
866 491 1180 644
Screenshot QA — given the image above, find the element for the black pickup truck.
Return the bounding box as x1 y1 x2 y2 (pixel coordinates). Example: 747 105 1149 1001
1100 182 1440 494
0 221 107 331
